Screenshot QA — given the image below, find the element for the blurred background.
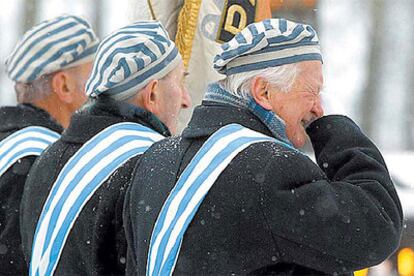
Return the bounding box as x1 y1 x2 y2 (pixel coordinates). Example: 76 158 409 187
0 0 413 275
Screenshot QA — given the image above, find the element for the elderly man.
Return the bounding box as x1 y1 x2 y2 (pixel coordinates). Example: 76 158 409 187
20 21 190 275
123 19 403 275
0 15 98 275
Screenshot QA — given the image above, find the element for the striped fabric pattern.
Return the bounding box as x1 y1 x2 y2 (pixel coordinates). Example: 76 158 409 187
85 20 182 101
0 126 60 178
30 122 164 276
213 18 322 75
147 123 294 276
5 15 99 83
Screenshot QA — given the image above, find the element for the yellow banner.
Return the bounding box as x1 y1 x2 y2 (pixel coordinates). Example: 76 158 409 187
176 0 271 126
131 0 271 127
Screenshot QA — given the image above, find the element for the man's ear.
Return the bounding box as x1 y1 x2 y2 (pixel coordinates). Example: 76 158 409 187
136 79 159 113
51 71 72 104
251 76 272 110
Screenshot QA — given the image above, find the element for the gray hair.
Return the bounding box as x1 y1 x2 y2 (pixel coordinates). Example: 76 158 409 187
14 74 54 103
219 63 298 99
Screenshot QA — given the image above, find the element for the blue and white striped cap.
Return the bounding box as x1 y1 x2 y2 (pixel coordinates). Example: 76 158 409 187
85 20 182 101
214 18 322 75
5 15 99 83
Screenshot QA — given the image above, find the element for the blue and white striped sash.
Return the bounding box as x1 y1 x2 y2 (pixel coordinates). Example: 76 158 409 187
0 126 60 178
30 122 164 276
147 123 295 276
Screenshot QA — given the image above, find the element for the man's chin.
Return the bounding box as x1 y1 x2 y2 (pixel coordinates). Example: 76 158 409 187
291 131 309 149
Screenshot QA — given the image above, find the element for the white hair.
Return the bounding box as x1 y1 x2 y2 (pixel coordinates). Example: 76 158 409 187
14 74 54 103
219 63 298 99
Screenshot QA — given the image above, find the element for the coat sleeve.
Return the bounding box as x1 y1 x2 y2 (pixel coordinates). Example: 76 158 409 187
259 115 403 273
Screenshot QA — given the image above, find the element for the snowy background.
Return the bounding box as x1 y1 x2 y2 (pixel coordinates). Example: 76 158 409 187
0 0 413 274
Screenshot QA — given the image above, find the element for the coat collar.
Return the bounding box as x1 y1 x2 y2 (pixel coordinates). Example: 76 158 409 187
0 104 63 133
182 101 274 139
62 98 171 143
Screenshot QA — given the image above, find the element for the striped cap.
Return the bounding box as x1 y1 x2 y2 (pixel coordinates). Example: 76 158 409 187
214 18 322 75
85 21 182 101
5 15 99 83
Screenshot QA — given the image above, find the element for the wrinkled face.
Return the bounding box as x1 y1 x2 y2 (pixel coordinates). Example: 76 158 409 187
155 62 191 134
66 61 93 109
268 61 324 148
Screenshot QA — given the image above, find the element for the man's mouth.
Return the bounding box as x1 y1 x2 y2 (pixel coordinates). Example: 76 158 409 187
301 116 318 129
301 119 312 129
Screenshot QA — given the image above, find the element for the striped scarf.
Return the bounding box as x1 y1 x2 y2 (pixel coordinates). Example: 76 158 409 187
203 82 293 147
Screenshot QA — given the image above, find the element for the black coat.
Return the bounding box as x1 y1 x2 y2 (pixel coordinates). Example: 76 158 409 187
123 102 403 275
0 104 63 276
20 98 170 275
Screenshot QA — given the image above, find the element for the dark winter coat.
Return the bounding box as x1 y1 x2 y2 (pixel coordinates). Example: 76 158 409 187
123 102 403 276
0 104 63 276
20 98 170 276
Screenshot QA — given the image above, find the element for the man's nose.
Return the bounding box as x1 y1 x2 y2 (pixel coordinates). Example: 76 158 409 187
312 99 324 118
181 88 192 109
